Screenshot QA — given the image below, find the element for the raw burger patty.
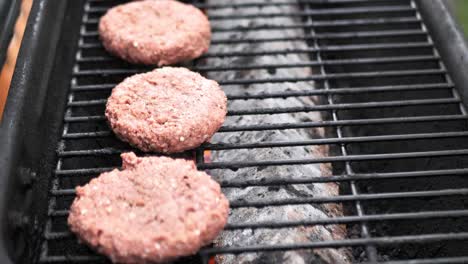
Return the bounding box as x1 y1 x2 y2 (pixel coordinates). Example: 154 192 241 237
106 67 227 153
68 152 229 263
99 0 211 65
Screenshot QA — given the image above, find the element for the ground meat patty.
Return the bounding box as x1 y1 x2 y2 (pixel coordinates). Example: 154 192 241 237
99 0 211 65
68 152 229 263
106 67 227 153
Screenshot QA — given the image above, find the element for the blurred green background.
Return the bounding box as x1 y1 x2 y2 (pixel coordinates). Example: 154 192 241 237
451 0 468 36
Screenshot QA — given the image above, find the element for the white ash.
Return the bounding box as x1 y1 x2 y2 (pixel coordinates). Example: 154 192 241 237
202 0 351 263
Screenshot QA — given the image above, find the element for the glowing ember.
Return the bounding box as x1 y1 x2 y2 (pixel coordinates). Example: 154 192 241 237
209 256 216 264
204 150 211 163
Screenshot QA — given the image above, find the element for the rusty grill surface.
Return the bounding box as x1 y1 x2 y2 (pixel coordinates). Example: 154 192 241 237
39 0 468 263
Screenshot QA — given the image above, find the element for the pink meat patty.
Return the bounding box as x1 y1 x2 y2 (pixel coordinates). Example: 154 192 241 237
105 67 227 153
68 152 230 263
99 0 211 65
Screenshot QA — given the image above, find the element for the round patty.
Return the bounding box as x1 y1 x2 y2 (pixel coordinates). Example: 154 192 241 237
106 67 227 153
99 0 211 65
68 152 229 263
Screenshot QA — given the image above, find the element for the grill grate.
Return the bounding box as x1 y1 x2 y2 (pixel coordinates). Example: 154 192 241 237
39 0 468 263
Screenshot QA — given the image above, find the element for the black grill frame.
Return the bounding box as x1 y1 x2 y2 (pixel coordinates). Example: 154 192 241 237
2 0 468 263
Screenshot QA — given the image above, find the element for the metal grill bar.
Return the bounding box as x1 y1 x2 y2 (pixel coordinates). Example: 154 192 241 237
81 29 426 45
196 149 468 169
52 167 468 183
72 68 445 79
205 131 468 149
88 0 410 9
80 17 422 36
203 42 433 57
48 188 468 206
217 115 468 131
62 114 468 130
71 82 452 94
61 131 468 147
56 149 468 164
78 42 433 56
45 209 468 231
67 98 460 114
84 6 415 20
76 55 440 70
51 167 468 184
209 17 422 32
80 18 423 39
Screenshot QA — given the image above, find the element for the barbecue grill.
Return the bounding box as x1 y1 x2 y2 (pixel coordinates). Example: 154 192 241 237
2 0 468 263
